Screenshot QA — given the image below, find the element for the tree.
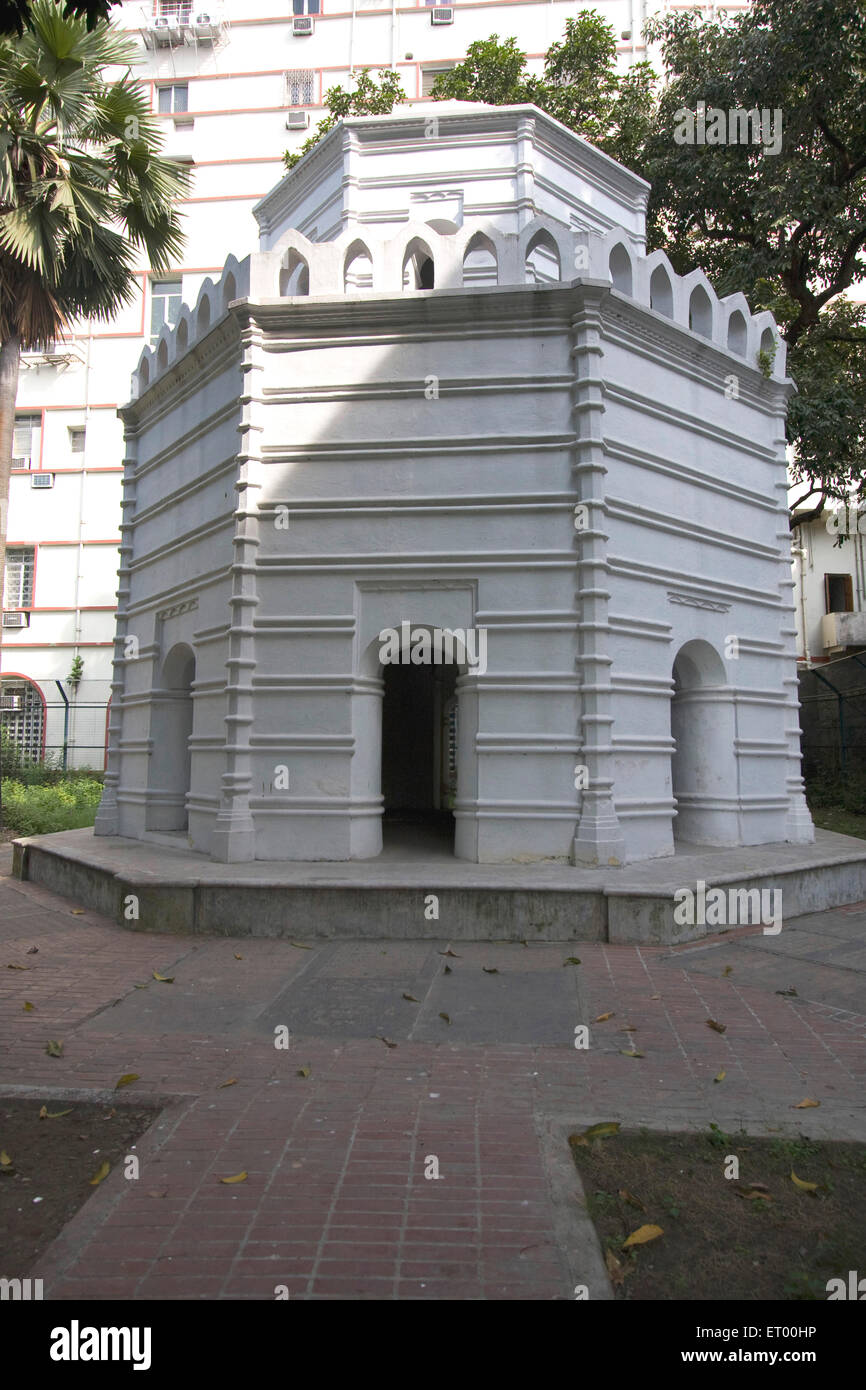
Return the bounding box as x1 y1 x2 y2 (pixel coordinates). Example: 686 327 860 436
642 0 866 526
283 69 406 172
0 0 118 37
431 16 656 174
0 0 188 610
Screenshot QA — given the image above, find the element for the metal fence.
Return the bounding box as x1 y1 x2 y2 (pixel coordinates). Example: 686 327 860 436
798 652 866 781
0 678 108 772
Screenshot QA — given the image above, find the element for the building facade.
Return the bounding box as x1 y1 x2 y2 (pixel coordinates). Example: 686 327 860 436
95 102 813 865
1 0 744 767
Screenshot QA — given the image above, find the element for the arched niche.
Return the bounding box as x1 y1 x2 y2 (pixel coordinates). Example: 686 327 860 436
689 284 713 338
462 232 498 287
727 310 748 356
609 242 633 295
146 642 196 832
344 240 374 292
403 238 435 290
670 639 738 846
279 250 310 297
650 265 674 318
524 228 561 285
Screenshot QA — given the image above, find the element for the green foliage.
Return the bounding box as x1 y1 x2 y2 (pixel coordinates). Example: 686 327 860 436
0 0 189 348
283 69 406 171
805 770 866 816
641 0 866 519
67 654 84 690
0 2 118 38
1 774 102 834
430 16 657 173
0 729 101 786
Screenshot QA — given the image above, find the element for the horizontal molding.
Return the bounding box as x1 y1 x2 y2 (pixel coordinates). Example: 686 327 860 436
605 496 780 563
603 380 776 464
603 436 778 513
609 556 784 612
262 374 572 405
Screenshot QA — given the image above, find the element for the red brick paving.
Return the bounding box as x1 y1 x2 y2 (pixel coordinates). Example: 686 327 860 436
1 871 864 1300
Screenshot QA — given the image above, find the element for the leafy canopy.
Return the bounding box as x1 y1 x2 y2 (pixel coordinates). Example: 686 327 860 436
283 68 406 172
0 0 189 347
0 0 118 38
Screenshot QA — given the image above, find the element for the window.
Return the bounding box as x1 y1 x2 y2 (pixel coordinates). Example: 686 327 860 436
69 426 86 454
156 1 192 19
825 574 854 614
293 0 320 13
13 414 40 469
0 679 44 761
4 547 35 609
157 84 189 114
285 69 315 106
421 64 455 97
150 278 182 345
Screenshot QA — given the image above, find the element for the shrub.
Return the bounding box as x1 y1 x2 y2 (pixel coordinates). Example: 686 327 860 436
0 732 103 788
1 777 103 836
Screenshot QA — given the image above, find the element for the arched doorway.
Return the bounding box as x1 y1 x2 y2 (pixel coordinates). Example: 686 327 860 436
670 639 738 845
381 658 458 853
0 674 46 764
146 643 195 832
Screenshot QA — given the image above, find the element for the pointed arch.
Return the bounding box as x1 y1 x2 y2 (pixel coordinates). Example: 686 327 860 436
727 310 748 356
197 296 211 333
156 339 169 371
176 316 189 354
650 265 674 318
689 284 713 338
344 239 374 292
279 248 310 296
524 228 561 285
462 231 498 287
609 242 633 295
403 237 435 290
222 272 237 308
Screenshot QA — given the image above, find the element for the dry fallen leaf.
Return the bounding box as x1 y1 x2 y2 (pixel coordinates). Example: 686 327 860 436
377 1036 397 1049
443 965 452 975
482 967 499 975
570 1122 620 1147
289 941 312 950
218 1078 237 1089
115 1074 139 1090
219 1171 248 1184
89 1160 110 1186
152 972 174 983
402 993 419 1002
26 947 38 955
562 957 582 966
6 963 29 971
620 1049 644 1058
71 909 85 916
737 1189 772 1201
595 1012 615 1022
438 949 460 958
0 1150 12 1167
794 1098 820 1109
714 1070 726 1083
22 1001 34 1012
39 1107 72 1119
45 1039 63 1057
649 994 661 1000
706 1019 727 1034
622 1224 663 1249
790 1170 819 1194
234 953 243 960
722 966 733 977
439 1012 451 1025
776 986 798 997
747 1181 770 1193
605 1248 626 1288
296 1066 311 1078
619 1189 646 1211
133 983 148 990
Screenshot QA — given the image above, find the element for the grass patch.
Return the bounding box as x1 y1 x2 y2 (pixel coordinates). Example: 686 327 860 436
0 1098 161 1275
1 777 103 836
569 1126 866 1300
808 806 866 840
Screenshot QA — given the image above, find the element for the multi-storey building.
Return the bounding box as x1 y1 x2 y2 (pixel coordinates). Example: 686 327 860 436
1 0 746 768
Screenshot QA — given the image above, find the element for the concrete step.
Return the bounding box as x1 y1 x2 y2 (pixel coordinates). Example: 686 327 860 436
12 827 866 944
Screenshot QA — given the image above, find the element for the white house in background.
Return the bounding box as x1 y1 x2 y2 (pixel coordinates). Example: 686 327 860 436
791 508 866 665
1 0 745 768
95 102 813 865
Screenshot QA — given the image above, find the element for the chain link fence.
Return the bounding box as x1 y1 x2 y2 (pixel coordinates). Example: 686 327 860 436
798 652 866 782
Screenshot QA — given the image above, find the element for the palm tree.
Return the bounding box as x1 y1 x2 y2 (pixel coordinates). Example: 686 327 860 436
0 0 188 609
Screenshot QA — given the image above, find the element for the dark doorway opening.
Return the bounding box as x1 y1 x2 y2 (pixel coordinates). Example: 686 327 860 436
381 660 457 855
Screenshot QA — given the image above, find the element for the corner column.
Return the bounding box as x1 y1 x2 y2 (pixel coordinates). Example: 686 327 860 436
211 313 264 862
569 286 626 867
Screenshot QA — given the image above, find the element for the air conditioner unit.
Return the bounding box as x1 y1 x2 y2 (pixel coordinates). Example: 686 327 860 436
285 110 310 129
31 473 54 489
431 7 454 24
2 612 27 628
1 692 22 707
12 457 30 470
194 12 218 38
292 16 314 36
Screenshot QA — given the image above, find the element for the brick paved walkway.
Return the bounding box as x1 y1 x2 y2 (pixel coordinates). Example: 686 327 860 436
1 863 864 1300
